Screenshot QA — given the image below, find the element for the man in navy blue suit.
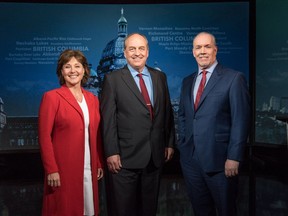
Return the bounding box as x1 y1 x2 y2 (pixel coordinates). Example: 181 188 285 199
177 32 250 216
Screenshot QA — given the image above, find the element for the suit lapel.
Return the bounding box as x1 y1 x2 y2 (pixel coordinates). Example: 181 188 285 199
149 69 158 108
56 85 84 118
197 65 223 109
190 73 197 112
121 67 148 108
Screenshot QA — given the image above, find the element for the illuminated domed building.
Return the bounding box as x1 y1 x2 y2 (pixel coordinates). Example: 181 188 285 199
97 8 128 91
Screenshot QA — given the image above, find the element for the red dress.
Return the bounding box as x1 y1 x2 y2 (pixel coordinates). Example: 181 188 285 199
38 85 103 216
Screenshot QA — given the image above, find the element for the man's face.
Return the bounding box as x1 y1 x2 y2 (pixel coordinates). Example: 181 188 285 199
124 34 149 73
192 33 217 70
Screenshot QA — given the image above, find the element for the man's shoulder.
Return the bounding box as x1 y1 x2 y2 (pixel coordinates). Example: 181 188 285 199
183 72 196 82
146 66 167 79
146 65 162 73
108 67 127 76
214 64 247 84
215 63 240 74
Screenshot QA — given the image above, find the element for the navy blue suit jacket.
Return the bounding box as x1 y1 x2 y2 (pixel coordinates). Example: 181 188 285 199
177 64 250 173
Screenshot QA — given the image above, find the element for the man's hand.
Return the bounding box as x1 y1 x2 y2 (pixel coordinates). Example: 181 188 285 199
225 159 239 177
107 155 122 173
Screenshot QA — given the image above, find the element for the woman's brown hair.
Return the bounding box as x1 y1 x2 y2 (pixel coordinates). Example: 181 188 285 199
56 49 90 86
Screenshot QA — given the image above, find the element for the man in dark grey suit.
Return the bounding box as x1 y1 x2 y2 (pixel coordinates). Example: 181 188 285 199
100 33 175 216
178 32 250 216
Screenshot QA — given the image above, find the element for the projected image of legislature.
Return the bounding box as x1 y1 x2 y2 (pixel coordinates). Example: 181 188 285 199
0 2 249 151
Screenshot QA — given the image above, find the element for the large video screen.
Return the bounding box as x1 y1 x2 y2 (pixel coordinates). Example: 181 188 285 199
256 0 288 146
0 2 249 150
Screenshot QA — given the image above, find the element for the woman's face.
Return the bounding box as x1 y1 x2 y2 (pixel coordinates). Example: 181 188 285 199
61 57 85 87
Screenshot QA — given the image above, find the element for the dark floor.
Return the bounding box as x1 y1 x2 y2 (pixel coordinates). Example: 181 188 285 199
0 147 288 216
1 174 288 216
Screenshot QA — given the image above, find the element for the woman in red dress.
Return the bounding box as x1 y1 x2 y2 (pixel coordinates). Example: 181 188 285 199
38 49 103 216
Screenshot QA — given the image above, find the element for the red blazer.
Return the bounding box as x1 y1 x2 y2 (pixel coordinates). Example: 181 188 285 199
38 85 103 216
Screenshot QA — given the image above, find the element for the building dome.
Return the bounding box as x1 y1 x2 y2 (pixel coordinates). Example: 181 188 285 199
97 8 128 82
98 36 126 72
118 8 127 24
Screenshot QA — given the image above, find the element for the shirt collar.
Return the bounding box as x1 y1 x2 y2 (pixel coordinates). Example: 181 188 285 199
198 60 218 75
127 64 149 78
